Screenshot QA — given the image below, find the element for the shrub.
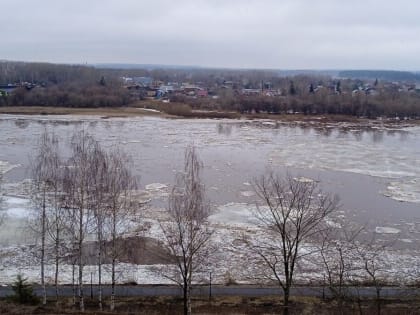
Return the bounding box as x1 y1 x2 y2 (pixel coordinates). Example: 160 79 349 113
9 274 40 305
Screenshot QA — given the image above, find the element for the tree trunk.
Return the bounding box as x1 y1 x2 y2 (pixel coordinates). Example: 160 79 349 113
98 233 103 311
376 288 381 315
110 256 116 311
41 194 47 305
72 262 76 306
54 235 59 305
78 263 84 311
110 219 117 312
183 283 189 315
78 218 84 312
283 286 290 315
187 285 192 315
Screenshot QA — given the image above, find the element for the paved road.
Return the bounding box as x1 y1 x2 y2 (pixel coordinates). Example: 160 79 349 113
1 285 419 298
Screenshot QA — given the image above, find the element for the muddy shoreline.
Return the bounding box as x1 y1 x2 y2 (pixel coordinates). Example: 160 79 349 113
1 105 419 127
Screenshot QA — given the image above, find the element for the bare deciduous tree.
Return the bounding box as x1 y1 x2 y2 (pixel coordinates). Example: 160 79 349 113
250 173 338 315
46 177 66 306
90 146 108 311
63 130 99 311
160 146 213 315
105 150 138 312
31 129 61 305
356 234 390 315
40 133 65 305
319 222 363 312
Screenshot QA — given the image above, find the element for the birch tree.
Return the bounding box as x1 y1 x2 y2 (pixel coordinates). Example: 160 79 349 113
63 130 99 311
46 175 66 306
251 173 338 315
160 146 213 315
105 150 137 311
40 133 65 305
31 129 61 305
90 146 108 311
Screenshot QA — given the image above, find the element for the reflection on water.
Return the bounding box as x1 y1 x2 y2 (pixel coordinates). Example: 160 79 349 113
372 130 384 143
217 123 232 136
14 119 30 129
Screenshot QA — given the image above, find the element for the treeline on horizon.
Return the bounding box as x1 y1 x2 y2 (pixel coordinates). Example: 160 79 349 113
1 61 420 118
339 70 420 81
0 61 130 107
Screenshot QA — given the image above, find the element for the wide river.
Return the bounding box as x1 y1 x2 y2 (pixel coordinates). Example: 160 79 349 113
1 114 420 244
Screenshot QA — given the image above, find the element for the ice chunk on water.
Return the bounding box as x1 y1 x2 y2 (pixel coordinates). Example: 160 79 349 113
0 196 33 246
383 180 420 203
268 126 420 204
400 239 413 243
293 176 315 183
3 196 32 218
145 183 168 191
210 202 259 227
240 191 255 197
0 160 20 175
144 183 169 200
375 226 401 234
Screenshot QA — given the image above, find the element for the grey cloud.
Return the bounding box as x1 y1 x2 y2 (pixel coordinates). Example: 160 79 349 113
1 0 419 69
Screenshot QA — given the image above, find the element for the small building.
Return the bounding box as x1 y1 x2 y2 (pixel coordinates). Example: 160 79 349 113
132 77 153 87
0 84 18 95
241 88 261 96
196 89 208 98
159 85 175 94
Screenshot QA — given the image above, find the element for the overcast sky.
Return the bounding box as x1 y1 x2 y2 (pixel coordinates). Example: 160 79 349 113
1 0 419 70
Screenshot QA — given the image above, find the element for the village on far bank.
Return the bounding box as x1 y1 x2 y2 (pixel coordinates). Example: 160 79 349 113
1 64 420 120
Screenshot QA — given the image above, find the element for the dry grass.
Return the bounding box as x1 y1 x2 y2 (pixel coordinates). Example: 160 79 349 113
2 295 420 315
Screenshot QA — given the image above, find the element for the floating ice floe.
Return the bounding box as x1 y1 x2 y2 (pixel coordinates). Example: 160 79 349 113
325 219 342 228
400 239 413 243
293 176 315 183
3 196 32 219
0 160 20 175
375 226 401 234
383 180 420 203
145 183 168 191
209 202 259 227
240 191 255 197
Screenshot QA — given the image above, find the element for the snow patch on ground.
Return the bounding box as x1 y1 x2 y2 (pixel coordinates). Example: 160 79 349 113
1 200 420 285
